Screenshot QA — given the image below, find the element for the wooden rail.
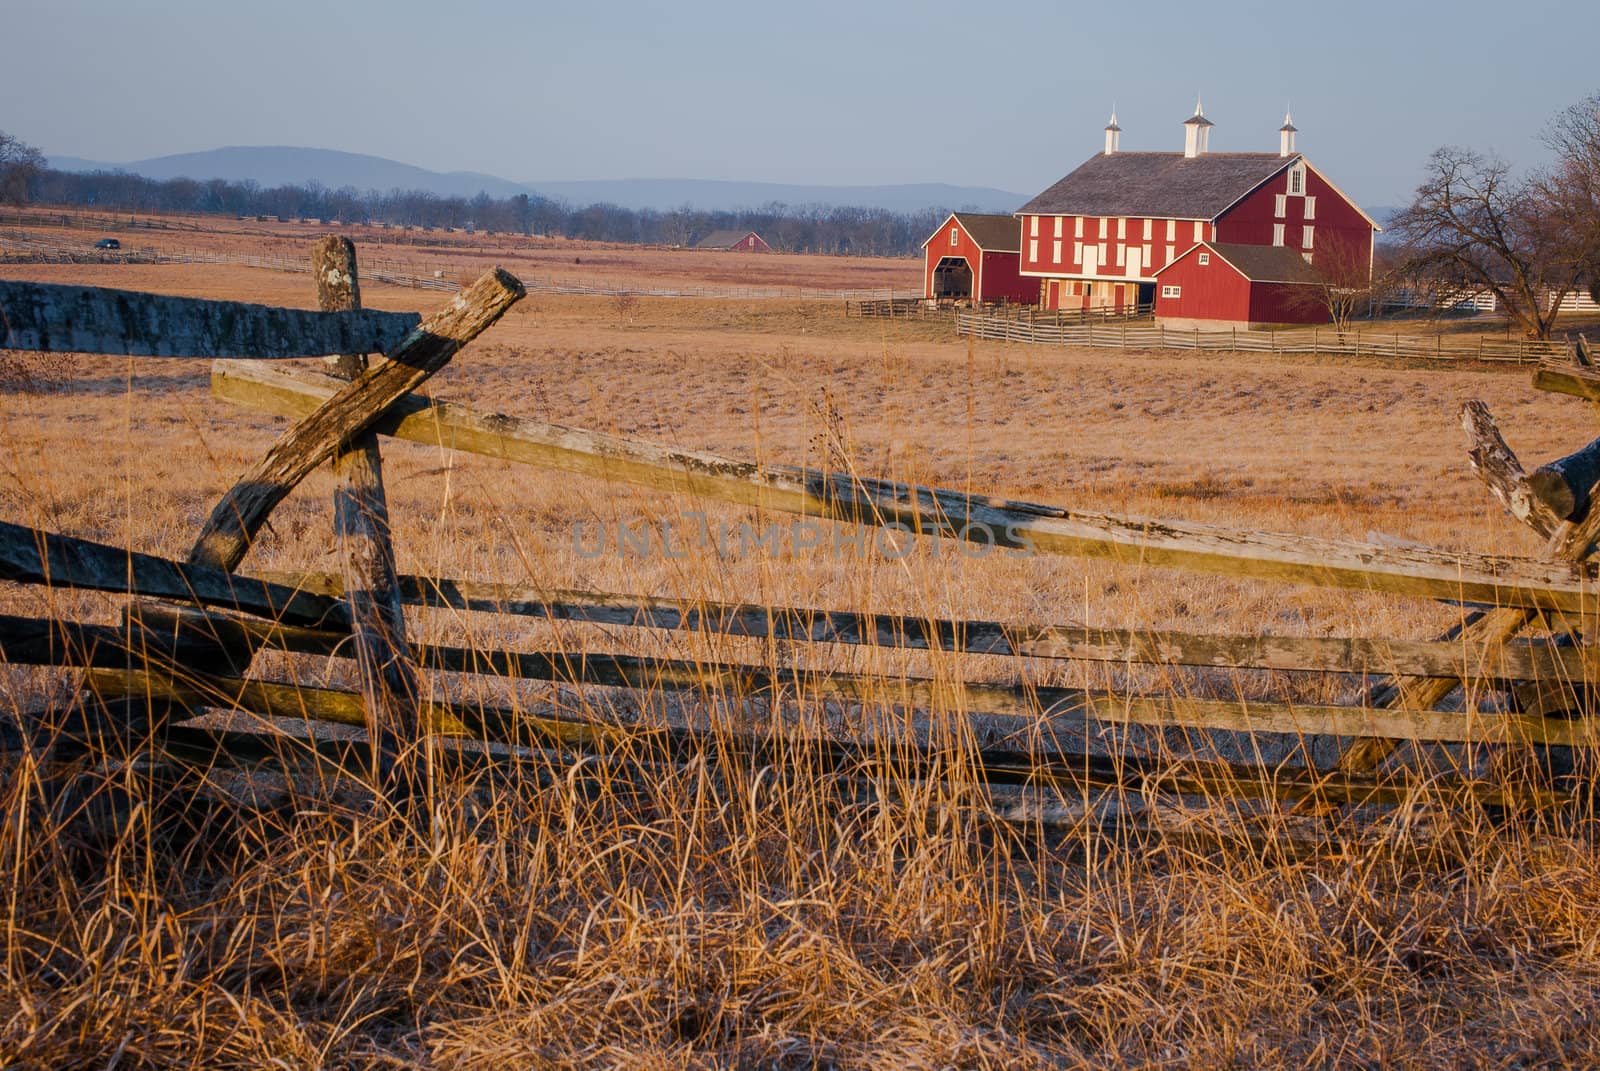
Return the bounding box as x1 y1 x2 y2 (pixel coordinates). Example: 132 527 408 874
4 516 1591 688
0 608 1583 748
0 607 1577 807
254 569 1600 684
215 361 1600 613
0 279 419 357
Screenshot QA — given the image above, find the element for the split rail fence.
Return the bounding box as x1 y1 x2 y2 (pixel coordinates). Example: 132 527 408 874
958 310 1574 363
3 240 1600 825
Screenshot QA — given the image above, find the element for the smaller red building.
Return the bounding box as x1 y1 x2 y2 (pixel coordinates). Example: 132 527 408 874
695 230 771 252
921 213 1034 305
1152 242 1330 328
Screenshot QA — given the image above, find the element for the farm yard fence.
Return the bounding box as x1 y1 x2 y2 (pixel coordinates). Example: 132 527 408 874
847 300 1154 324
3 238 1600 831
957 310 1575 364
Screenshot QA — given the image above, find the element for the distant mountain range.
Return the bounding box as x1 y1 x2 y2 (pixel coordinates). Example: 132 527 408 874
45 146 1028 215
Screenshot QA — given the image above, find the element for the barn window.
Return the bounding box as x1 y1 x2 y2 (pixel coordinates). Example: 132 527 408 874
1274 194 1287 218
1304 196 1317 220
1142 219 1153 240
1030 216 1039 237
1029 239 1038 261
1073 241 1083 265
950 226 959 247
1165 220 1176 242
1117 218 1126 239
1165 244 1175 263
1098 243 1108 268
1288 165 1305 195
1075 217 1084 238
1303 226 1314 249
1161 285 1181 298
1273 224 1285 246
1116 244 1124 266
1097 218 1107 239
1142 243 1152 269
1054 217 1063 238
1192 221 1204 242
1053 239 1062 262
1197 252 1210 266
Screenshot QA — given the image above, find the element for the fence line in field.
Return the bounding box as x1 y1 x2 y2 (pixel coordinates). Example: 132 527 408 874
846 299 1156 324
956 311 1574 364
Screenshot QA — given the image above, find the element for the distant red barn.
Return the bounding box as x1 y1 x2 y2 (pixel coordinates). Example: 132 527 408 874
695 229 771 252
920 213 1034 305
1152 242 1329 327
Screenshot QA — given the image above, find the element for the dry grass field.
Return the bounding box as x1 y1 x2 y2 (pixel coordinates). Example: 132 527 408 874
0 211 915 294
4 236 1600 1068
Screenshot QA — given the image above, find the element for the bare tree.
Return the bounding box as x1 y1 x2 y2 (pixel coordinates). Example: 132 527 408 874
0 129 44 204
1285 231 1396 336
1538 92 1600 303
1392 95 1600 339
611 291 638 325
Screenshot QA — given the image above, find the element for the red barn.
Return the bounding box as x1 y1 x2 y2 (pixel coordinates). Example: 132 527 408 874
1152 242 1330 327
1013 106 1378 318
921 212 1034 305
695 229 771 252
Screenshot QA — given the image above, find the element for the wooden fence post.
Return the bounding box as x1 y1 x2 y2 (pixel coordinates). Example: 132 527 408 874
189 268 524 572
315 236 426 804
1335 399 1600 775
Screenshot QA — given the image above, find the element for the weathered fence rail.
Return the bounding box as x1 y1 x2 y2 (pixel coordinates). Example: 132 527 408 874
957 311 1575 363
0 279 420 357
4 236 1599 827
212 360 1600 613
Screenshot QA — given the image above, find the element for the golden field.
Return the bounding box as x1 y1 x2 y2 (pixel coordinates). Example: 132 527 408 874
2 229 1600 1069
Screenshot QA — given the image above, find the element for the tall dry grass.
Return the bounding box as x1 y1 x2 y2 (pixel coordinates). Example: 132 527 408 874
3 266 1600 1067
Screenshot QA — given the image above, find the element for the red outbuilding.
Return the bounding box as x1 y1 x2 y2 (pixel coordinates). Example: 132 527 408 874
695 230 771 252
1152 242 1330 328
920 212 1034 305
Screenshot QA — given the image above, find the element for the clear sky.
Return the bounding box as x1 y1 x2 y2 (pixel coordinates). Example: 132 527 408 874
3 0 1596 207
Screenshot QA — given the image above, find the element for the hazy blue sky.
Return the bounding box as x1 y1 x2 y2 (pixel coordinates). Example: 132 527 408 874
4 0 1597 206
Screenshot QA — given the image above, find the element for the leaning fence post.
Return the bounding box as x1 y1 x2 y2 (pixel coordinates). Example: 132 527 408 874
314 236 427 805
190 267 524 572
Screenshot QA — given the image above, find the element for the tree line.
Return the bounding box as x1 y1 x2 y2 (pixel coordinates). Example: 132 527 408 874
0 140 951 257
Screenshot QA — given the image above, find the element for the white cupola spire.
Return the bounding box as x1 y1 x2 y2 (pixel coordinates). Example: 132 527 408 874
1183 97 1213 158
1104 108 1121 155
1279 109 1298 157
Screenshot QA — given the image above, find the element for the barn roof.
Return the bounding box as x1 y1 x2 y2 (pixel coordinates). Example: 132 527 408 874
695 229 761 249
1155 242 1327 285
1018 152 1296 221
922 213 1021 252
